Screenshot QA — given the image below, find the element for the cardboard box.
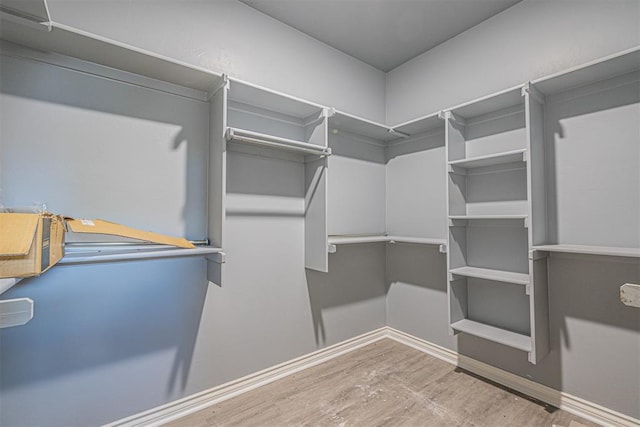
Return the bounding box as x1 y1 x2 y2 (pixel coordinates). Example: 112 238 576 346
0 212 65 278
65 219 195 249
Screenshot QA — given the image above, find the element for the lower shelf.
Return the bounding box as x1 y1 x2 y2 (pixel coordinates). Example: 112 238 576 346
449 266 530 285
59 245 224 265
327 235 447 253
451 319 532 352
532 244 640 258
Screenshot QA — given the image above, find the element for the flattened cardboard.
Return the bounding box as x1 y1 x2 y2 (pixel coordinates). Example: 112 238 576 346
0 212 65 278
66 219 195 249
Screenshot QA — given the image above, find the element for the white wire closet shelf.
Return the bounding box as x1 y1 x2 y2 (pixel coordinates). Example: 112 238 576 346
448 149 527 170
532 244 640 259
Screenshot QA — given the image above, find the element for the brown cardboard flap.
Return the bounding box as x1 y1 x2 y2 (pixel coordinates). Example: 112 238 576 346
66 219 195 249
0 213 39 256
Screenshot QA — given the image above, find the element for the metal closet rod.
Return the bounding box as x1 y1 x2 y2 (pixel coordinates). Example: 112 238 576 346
226 128 331 157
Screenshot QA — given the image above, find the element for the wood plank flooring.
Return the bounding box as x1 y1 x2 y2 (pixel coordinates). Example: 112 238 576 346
165 339 598 427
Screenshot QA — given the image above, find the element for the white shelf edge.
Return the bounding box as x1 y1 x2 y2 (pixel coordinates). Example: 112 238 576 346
532 244 640 258
58 246 224 265
449 266 530 285
227 76 327 111
327 234 447 246
451 319 532 352
449 215 528 220
448 149 527 169
226 127 330 157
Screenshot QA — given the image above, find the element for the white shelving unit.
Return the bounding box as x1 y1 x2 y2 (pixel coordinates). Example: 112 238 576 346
0 10 227 281
326 109 447 260
445 84 549 363
225 78 330 272
530 46 640 260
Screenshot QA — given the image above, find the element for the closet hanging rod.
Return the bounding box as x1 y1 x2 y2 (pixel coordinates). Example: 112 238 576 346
225 128 331 157
65 240 209 247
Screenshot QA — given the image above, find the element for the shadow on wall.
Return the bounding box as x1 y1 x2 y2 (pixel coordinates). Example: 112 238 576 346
0 258 209 398
457 74 640 418
0 50 208 239
385 243 454 349
305 243 387 347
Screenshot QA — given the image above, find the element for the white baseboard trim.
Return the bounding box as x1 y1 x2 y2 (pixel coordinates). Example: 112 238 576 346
385 327 640 427
105 328 389 427
107 327 639 427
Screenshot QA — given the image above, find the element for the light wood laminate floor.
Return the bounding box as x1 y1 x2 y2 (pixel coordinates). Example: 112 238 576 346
165 339 598 427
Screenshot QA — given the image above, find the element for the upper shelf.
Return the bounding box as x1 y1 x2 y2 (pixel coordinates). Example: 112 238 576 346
448 149 527 170
447 86 524 121
532 46 640 96
0 0 50 23
328 110 396 142
0 19 224 99
392 111 443 137
228 78 325 120
532 244 640 259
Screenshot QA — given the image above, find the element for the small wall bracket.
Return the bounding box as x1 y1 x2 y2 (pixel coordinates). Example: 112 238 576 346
0 297 34 329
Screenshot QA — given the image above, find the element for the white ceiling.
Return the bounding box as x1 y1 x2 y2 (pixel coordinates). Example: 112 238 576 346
239 0 522 72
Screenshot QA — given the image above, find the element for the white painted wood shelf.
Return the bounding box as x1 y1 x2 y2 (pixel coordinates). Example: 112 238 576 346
532 244 640 259
0 21 224 100
59 245 224 265
448 149 527 170
451 319 532 352
449 215 528 221
449 266 530 285
328 235 446 245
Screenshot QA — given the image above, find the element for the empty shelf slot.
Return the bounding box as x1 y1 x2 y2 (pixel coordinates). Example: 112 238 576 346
449 266 529 285
533 244 640 258
448 149 527 170
451 319 531 352
226 128 331 157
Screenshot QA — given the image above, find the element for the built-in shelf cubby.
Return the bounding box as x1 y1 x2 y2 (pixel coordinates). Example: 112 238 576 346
445 85 548 363
326 110 447 255
223 79 330 271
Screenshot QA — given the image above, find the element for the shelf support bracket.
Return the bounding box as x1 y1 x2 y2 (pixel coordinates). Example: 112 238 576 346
441 110 466 126
327 244 337 254
0 297 34 329
388 128 410 138
206 252 226 286
522 82 545 105
439 244 447 254
206 74 229 101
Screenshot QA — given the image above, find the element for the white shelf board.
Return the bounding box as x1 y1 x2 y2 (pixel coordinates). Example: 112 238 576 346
59 245 223 265
0 0 50 23
451 319 532 352
328 235 390 245
449 85 524 120
387 235 447 245
0 20 224 95
449 214 528 220
449 266 529 285
328 235 446 246
392 112 443 137
228 78 324 120
532 244 640 259
449 149 527 170
533 46 640 96
329 110 395 142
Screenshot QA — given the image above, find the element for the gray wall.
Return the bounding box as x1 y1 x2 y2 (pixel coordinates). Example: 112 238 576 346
46 0 387 123
0 1 387 425
384 0 640 419
386 0 640 124
2 0 639 425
